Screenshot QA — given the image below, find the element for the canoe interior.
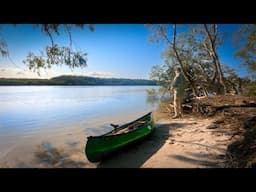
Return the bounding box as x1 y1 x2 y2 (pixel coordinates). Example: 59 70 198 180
85 112 155 162
104 112 152 136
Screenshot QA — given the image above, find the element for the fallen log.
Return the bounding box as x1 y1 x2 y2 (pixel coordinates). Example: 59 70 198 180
214 102 256 111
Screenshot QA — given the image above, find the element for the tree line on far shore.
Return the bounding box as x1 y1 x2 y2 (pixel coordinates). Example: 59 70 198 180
0 75 157 86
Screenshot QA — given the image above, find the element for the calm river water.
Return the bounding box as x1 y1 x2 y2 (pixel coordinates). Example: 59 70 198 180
0 86 159 166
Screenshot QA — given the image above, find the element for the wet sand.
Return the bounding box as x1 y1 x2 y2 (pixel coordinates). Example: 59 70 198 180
0 112 149 168
0 129 92 168
0 115 231 168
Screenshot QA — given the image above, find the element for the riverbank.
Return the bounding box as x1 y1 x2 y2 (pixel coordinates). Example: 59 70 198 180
97 95 256 168
0 113 229 168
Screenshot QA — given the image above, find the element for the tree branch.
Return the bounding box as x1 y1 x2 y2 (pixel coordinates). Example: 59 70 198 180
173 24 198 96
204 24 227 93
162 31 173 46
43 25 55 47
64 25 73 50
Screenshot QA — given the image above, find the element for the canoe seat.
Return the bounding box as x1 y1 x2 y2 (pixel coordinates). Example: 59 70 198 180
110 124 119 129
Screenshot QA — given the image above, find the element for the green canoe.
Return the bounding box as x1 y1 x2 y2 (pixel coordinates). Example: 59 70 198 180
85 112 155 162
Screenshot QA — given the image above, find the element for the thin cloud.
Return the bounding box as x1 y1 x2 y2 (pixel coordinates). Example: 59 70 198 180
0 67 41 79
16 71 24 75
86 71 119 78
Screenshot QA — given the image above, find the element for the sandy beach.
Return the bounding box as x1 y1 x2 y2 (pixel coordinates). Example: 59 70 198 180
0 113 231 168
97 115 230 168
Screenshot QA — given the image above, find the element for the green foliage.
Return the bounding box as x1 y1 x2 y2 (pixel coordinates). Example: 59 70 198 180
146 88 156 95
223 65 242 94
234 24 256 78
150 62 175 90
146 24 169 44
147 24 232 96
230 76 256 96
246 81 256 96
23 45 87 75
148 25 207 96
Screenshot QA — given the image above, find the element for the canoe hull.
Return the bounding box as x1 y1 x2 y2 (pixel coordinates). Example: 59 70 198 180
85 112 155 162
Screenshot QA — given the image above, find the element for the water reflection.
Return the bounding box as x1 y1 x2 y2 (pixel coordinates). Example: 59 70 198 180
0 86 159 151
146 87 172 106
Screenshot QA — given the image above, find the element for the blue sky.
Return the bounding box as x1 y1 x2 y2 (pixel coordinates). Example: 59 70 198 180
0 24 248 79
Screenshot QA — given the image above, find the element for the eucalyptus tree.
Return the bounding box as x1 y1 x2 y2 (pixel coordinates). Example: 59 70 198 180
147 24 199 96
147 24 229 96
234 24 256 80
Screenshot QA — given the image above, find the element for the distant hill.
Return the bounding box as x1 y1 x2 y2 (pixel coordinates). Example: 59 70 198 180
0 75 157 86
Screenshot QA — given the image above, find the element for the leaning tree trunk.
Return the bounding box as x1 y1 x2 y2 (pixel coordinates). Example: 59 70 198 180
173 24 199 97
204 24 227 95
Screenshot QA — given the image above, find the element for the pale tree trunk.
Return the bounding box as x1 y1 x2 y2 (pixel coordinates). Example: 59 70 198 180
200 84 209 97
172 24 199 97
204 24 227 94
197 62 212 96
160 24 199 97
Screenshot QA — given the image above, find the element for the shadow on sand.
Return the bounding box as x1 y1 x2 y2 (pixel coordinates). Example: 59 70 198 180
168 141 226 168
170 152 225 168
97 122 194 168
8 142 88 168
33 142 87 168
